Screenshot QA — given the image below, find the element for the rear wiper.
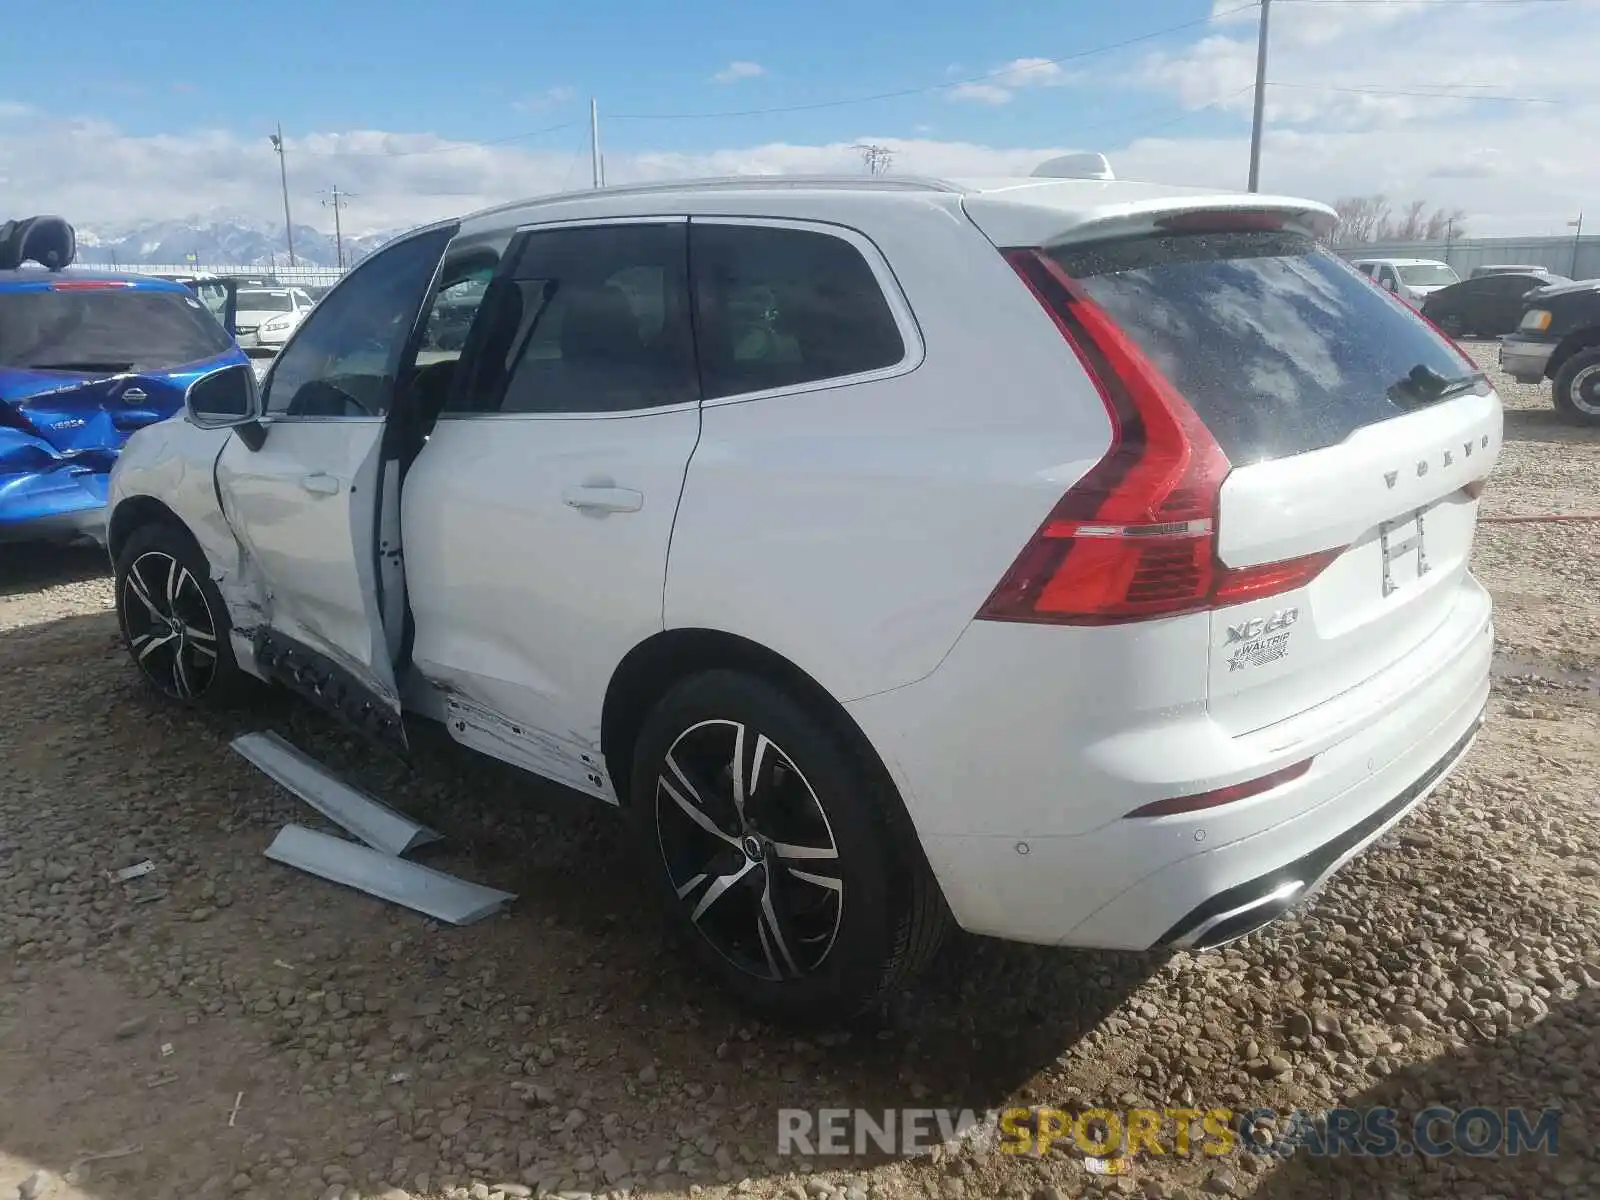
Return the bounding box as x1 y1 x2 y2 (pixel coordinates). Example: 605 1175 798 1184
1387 363 1486 409
28 360 136 372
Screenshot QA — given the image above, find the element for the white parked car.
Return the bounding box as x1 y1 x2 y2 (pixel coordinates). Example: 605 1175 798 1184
1351 257 1460 305
106 172 1500 1019
232 285 316 351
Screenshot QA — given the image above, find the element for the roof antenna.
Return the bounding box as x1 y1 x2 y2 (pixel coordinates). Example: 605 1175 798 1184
0 215 77 271
1031 153 1114 181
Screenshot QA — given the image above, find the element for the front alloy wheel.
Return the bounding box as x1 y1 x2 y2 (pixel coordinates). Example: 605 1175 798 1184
1554 348 1600 425
115 523 246 707
120 550 220 699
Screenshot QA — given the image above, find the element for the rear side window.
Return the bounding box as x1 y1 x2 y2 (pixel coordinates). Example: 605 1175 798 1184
691 223 905 400
0 288 233 372
1048 231 1477 462
456 222 698 416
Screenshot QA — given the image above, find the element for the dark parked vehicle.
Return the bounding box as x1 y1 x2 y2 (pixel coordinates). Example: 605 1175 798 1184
1500 277 1600 425
1422 271 1570 338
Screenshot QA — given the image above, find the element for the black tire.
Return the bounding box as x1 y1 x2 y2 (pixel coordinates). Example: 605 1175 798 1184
627 669 949 1024
1552 347 1600 426
114 522 251 706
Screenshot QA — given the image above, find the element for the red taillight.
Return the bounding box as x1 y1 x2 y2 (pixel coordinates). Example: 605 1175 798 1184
1123 758 1314 819
979 249 1338 626
48 279 134 291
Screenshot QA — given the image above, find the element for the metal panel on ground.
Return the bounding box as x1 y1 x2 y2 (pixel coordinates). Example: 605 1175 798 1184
232 730 441 857
263 825 515 925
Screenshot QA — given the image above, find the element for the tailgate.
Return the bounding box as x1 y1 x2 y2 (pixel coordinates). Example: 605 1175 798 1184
1036 220 1502 733
1210 393 1500 732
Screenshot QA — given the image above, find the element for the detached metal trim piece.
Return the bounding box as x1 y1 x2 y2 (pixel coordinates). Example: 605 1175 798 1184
264 825 515 925
233 730 440 856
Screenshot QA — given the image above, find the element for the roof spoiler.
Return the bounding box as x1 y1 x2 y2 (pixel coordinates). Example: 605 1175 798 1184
1032 153 1115 181
0 215 77 271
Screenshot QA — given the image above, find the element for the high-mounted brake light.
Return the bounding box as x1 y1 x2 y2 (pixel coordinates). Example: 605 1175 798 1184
48 279 134 291
1123 758 1313 819
1156 209 1289 234
978 248 1341 626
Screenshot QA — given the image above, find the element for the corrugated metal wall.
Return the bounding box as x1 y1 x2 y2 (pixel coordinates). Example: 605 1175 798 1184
1333 235 1600 281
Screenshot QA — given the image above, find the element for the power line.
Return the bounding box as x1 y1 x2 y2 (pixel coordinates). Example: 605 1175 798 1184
1278 0 1571 6
1270 81 1559 102
296 121 578 159
605 2 1260 121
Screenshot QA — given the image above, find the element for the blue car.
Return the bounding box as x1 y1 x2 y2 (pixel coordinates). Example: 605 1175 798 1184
1 267 246 545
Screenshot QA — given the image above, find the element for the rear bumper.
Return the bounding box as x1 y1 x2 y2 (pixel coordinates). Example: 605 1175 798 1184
848 574 1493 950
1159 710 1482 949
0 459 111 545
1499 336 1555 383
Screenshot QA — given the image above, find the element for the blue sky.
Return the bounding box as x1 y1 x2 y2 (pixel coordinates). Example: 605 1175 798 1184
12 0 1242 156
5 0 1599 236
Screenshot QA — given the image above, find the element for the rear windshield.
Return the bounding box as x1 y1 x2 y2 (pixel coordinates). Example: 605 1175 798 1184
1049 230 1480 462
238 289 294 312
1396 263 1458 286
0 288 234 372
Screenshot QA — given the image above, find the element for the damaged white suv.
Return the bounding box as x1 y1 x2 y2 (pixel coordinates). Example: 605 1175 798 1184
108 172 1500 1020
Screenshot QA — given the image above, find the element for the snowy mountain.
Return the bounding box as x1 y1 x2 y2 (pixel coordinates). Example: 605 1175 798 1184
72 216 400 269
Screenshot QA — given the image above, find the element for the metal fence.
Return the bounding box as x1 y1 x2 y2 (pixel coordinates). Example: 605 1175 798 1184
70 261 348 287
1332 235 1600 281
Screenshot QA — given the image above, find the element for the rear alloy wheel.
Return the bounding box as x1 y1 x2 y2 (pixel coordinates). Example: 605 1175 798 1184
629 670 948 1023
1553 347 1600 426
115 524 247 705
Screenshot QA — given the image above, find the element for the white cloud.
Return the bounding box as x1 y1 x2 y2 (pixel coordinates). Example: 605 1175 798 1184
8 0 1600 246
950 56 1075 104
712 61 765 84
513 85 576 113
1140 0 1600 129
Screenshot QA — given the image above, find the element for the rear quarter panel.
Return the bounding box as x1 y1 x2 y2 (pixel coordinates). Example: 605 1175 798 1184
662 197 1114 703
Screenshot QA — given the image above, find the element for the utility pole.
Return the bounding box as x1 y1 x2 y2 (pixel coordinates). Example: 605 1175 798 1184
1247 0 1272 193
1444 215 1456 266
321 186 353 270
853 143 894 176
1570 212 1584 277
590 97 603 189
269 123 297 267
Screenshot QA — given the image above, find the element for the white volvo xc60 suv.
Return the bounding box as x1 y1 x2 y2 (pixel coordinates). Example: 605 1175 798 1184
106 170 1500 1020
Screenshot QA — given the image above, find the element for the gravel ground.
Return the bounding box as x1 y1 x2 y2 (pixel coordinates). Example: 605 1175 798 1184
1 343 1597 1200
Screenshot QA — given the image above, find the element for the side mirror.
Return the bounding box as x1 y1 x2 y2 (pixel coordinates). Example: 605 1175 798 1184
185 363 261 429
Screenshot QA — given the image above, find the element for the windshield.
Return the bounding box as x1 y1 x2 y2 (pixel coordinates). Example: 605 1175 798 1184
0 288 234 371
1050 230 1478 461
237 289 294 312
1396 263 1459 287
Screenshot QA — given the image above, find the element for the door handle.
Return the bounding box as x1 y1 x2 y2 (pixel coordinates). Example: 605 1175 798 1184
300 473 341 496
563 485 643 514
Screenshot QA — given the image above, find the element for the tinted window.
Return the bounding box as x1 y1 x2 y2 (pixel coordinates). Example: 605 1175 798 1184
0 288 233 371
455 223 696 415
691 223 905 400
263 225 453 417
239 290 295 312
1049 231 1479 462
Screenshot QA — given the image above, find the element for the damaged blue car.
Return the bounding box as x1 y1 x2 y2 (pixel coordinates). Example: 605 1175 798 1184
1 215 245 545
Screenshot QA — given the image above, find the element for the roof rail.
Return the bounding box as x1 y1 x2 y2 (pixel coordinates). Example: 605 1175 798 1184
0 215 77 271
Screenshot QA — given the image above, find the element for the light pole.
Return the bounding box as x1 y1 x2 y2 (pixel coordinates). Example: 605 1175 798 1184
1570 212 1584 277
1247 0 1272 193
270 123 297 267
